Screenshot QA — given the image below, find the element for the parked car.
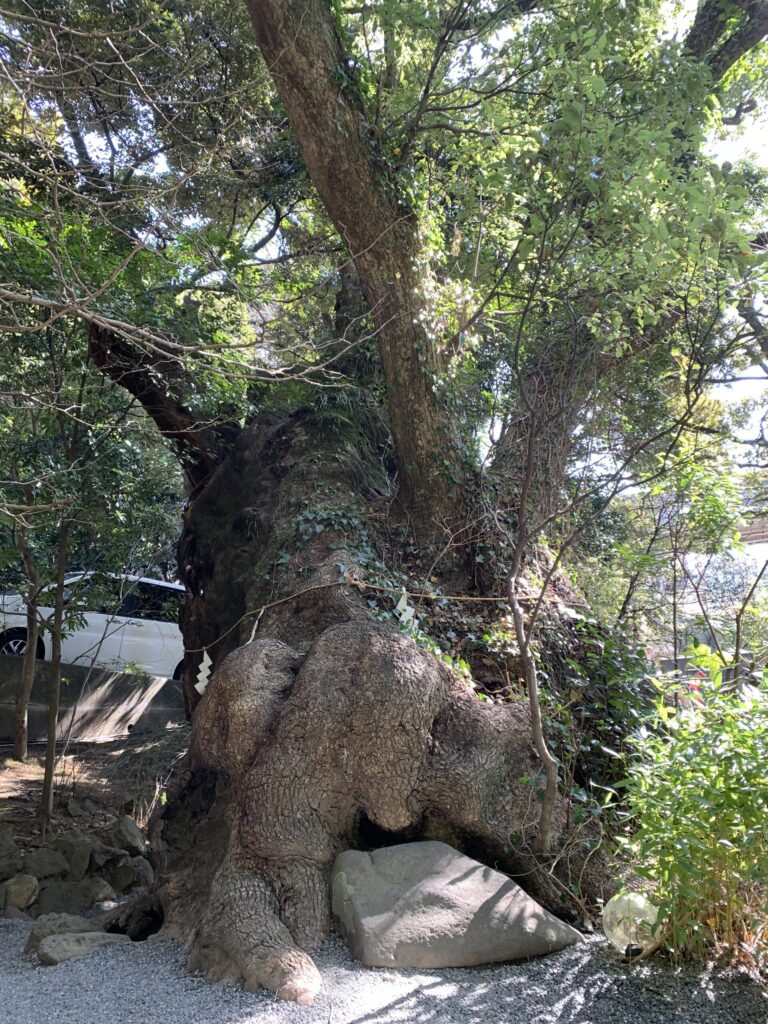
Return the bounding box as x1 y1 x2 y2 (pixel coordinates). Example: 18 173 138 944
0 572 186 679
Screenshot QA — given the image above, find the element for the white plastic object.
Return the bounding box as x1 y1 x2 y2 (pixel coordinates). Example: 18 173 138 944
602 892 660 952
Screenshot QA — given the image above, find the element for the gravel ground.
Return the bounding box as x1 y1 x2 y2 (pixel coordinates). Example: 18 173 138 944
2 918 767 1024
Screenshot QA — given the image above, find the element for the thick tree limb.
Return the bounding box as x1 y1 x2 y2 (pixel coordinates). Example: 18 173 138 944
737 297 768 369
244 0 468 537
685 1 768 83
88 324 229 489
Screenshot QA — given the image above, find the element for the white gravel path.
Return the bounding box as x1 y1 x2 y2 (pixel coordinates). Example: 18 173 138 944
2 918 767 1024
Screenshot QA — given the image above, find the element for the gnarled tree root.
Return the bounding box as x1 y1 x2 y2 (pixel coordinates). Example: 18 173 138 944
149 620 608 1001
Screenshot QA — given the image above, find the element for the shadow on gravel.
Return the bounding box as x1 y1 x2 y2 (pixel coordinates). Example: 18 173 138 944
345 950 768 1024
4 918 766 1024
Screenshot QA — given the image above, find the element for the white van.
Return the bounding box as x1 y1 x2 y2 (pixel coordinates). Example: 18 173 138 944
0 572 185 679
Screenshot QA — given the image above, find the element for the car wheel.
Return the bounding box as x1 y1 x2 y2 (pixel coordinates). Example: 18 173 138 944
0 628 44 659
172 660 184 681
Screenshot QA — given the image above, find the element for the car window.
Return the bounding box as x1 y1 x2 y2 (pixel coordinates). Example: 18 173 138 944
67 574 129 615
57 579 90 607
117 592 142 618
130 583 184 623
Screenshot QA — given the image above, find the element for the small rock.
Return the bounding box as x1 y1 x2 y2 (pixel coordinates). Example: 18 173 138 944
23 847 70 880
82 798 101 815
36 879 94 916
52 834 93 881
112 856 154 893
131 855 154 889
25 912 104 953
111 862 137 894
4 873 39 910
93 900 119 913
3 905 32 921
90 840 129 870
37 931 131 965
88 876 117 903
0 829 23 882
108 816 147 857
66 799 85 818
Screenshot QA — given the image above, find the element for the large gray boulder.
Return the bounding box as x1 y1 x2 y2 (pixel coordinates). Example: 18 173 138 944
25 913 104 953
52 833 94 880
90 840 129 870
331 842 583 969
88 876 117 903
36 879 94 916
0 829 23 881
108 816 146 857
23 848 70 880
37 931 131 965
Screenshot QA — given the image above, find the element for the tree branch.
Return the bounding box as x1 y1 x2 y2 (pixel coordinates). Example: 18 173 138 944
88 324 231 488
685 1 768 83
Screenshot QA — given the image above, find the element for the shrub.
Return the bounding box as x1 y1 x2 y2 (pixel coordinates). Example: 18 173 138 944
620 682 768 966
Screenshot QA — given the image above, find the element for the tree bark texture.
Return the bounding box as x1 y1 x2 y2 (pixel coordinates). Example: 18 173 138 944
244 0 466 538
89 325 230 490
492 337 592 521
12 523 40 761
684 1 768 83
175 410 379 714
123 413 611 1003
12 601 39 762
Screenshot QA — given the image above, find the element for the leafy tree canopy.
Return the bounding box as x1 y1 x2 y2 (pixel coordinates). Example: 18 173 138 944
0 0 765 537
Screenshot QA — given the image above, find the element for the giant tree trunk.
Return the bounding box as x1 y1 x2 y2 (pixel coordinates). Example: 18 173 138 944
245 0 467 539
115 410 610 1003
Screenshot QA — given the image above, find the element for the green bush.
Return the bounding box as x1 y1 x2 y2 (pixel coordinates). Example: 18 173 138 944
620 683 768 965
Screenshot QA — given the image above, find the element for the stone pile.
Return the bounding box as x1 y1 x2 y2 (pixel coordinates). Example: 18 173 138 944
0 816 154 920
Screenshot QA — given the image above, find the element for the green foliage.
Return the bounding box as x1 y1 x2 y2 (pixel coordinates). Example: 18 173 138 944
0 0 764 474
292 504 374 556
537 615 657 791
683 641 727 685
620 684 768 964
0 323 184 595
572 428 767 658
368 586 474 680
657 445 744 555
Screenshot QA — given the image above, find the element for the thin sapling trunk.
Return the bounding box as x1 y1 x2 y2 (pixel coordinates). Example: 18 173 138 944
12 520 40 760
504 421 559 856
506 568 559 856
39 522 70 836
